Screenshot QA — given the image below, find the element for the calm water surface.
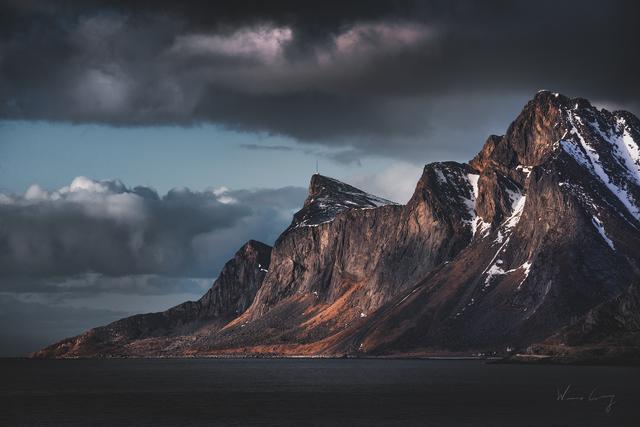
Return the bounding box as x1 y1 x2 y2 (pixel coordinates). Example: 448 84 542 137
1 358 638 426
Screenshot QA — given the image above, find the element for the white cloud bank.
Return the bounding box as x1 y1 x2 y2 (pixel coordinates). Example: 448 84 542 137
0 176 306 281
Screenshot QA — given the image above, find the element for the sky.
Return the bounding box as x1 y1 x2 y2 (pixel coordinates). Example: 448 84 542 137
0 0 639 356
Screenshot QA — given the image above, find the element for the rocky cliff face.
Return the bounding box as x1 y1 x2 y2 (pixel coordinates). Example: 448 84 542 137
199 163 479 354
34 240 271 358
35 91 640 361
352 92 640 355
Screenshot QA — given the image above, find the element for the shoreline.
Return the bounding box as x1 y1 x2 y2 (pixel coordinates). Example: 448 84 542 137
5 354 639 366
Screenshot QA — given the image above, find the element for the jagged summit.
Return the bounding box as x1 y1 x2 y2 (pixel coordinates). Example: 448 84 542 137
240 239 272 258
468 90 640 227
287 174 396 229
463 90 640 257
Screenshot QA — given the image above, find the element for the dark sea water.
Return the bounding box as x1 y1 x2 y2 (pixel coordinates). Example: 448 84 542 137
1 358 638 426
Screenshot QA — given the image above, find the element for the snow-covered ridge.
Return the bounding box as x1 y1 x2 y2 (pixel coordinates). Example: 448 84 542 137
559 106 640 221
289 174 397 229
311 175 394 208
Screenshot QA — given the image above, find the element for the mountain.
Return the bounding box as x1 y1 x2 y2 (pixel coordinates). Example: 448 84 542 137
35 91 640 362
34 240 271 358
353 91 640 357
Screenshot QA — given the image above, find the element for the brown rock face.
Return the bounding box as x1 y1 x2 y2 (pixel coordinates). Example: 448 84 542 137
201 163 479 354
197 240 271 319
36 91 640 361
471 91 575 175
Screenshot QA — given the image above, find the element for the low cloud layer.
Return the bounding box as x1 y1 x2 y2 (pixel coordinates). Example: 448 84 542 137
0 176 306 286
1 1 638 161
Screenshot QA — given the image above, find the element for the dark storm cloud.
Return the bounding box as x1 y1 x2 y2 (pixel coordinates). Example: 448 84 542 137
240 144 293 152
239 143 363 165
0 177 306 281
0 0 638 158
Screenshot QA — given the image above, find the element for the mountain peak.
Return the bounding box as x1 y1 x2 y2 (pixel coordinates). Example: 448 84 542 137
307 173 370 201
286 174 396 230
240 240 272 263
470 91 610 177
307 173 340 198
531 90 594 112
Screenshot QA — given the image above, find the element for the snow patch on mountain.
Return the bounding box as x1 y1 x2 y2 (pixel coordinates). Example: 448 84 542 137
434 167 447 184
467 173 480 199
560 111 640 220
590 116 640 186
503 192 526 230
484 258 532 287
462 173 490 237
591 216 615 250
517 261 532 290
516 165 533 177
